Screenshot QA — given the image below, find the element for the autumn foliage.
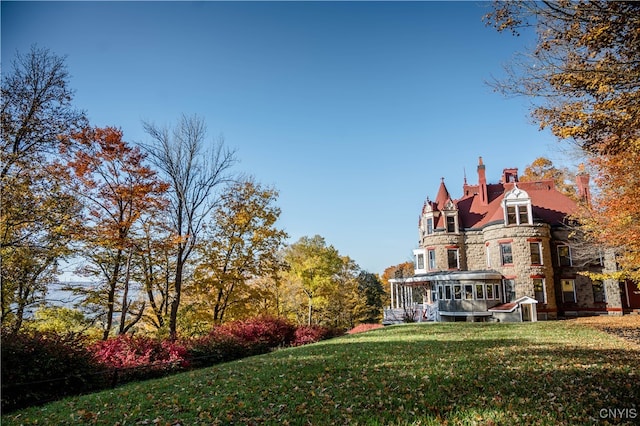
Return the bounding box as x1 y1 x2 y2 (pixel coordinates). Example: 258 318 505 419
486 1 640 281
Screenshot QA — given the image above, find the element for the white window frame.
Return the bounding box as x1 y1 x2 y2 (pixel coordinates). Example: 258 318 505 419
502 279 516 303
475 283 485 300
426 217 434 235
413 248 427 274
503 186 533 226
533 278 546 304
530 242 543 265
428 249 436 270
500 243 513 265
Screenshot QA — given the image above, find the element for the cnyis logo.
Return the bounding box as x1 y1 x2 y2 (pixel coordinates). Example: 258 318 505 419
599 408 638 420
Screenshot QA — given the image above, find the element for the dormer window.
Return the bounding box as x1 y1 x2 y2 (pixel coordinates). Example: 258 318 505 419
440 200 459 233
503 185 532 226
446 215 456 233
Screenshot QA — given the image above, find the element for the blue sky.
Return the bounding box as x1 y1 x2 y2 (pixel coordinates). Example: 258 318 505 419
2 1 568 275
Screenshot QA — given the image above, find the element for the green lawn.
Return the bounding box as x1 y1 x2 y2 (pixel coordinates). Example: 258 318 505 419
3 322 639 425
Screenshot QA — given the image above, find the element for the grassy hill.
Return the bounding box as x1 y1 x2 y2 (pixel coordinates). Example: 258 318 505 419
3 320 639 425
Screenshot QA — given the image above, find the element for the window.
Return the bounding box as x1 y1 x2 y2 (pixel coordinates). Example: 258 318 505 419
530 242 542 265
447 249 459 269
446 216 456 233
494 284 501 300
561 279 576 303
500 243 513 265
417 253 424 270
503 279 516 302
464 285 474 300
506 205 517 225
503 186 532 225
505 204 531 225
558 245 572 267
453 284 462 300
592 280 606 303
428 249 436 270
438 285 443 300
426 218 434 235
476 284 485 300
486 284 494 299
518 207 529 226
445 285 452 300
533 278 546 303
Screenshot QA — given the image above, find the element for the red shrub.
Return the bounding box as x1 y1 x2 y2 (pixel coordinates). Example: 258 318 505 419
187 316 296 367
1 329 101 412
291 325 335 346
90 335 189 380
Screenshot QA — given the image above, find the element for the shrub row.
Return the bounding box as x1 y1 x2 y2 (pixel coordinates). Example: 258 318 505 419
1 316 344 412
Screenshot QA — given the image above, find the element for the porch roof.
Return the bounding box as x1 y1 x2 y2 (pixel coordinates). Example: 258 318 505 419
488 296 538 313
390 269 503 286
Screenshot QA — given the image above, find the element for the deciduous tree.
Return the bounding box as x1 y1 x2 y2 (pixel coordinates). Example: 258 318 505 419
189 178 288 326
519 157 576 198
282 236 344 326
1 45 85 332
62 127 168 339
485 1 640 155
381 261 414 307
142 115 236 339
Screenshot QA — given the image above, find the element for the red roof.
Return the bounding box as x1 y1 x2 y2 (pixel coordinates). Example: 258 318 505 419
432 159 581 230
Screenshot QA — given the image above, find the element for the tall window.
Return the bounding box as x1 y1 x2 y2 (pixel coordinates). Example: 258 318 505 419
592 280 606 303
503 279 516 302
447 249 459 269
446 215 456 233
416 253 424 270
530 242 542 265
428 249 436 270
486 284 494 299
500 243 513 265
533 278 546 303
453 284 462 300
476 284 485 300
464 285 474 300
485 244 491 268
558 245 572 267
561 279 576 303
426 217 434 235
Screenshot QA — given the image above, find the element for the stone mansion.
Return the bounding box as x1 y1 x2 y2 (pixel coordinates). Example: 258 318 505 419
384 157 640 323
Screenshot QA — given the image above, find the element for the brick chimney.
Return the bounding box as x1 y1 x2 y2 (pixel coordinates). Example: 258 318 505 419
576 172 591 205
478 156 488 205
